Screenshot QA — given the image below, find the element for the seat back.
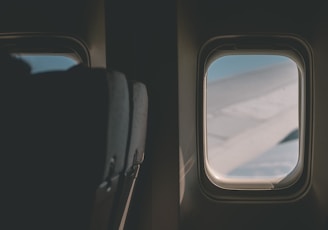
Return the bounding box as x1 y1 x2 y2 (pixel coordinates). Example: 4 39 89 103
2 63 148 230
114 81 148 230
91 80 148 230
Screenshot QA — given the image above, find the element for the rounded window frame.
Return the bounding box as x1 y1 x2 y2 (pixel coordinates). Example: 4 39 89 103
197 35 313 202
0 33 90 65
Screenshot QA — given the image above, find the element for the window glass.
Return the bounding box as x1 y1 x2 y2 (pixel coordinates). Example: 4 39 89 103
206 54 300 190
14 54 78 74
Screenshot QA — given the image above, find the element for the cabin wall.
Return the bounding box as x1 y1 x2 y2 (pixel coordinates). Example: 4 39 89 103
0 0 106 67
178 0 328 229
107 1 181 229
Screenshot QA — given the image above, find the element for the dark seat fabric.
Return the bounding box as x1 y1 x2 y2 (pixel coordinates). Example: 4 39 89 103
27 67 113 230
2 65 131 230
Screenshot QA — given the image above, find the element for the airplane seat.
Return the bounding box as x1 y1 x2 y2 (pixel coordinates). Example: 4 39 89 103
1 52 34 229
2 61 148 230
111 81 148 229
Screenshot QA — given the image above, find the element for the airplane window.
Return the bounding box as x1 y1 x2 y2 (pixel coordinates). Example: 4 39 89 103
14 54 78 74
205 54 301 190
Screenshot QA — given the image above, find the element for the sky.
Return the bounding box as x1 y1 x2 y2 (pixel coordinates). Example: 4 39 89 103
207 55 295 82
15 55 78 74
